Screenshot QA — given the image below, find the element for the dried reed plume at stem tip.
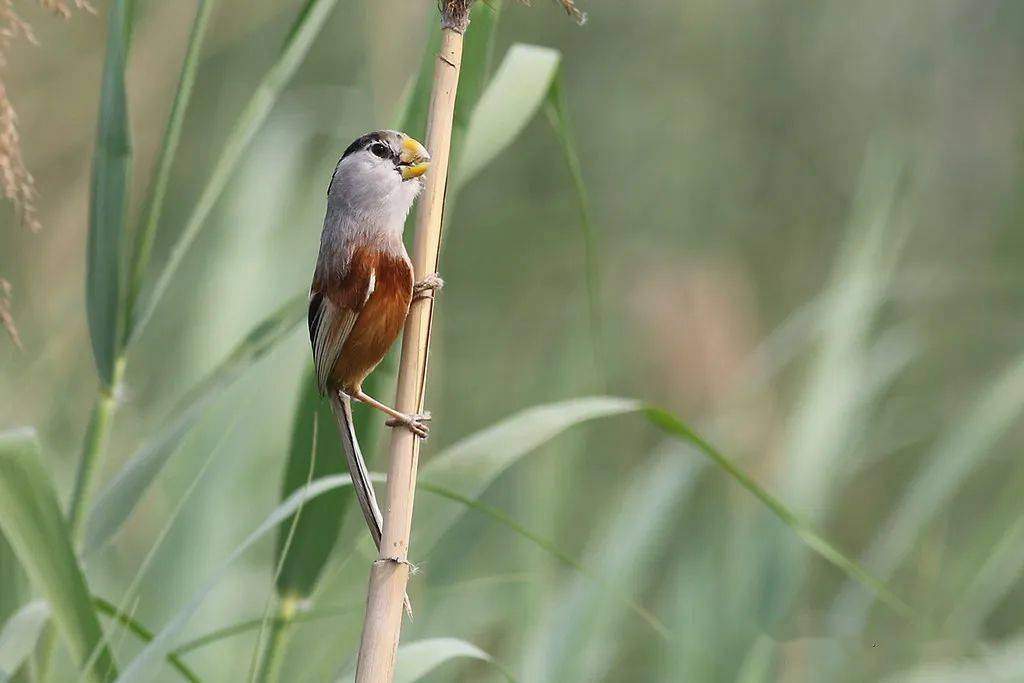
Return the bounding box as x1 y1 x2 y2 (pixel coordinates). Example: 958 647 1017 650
440 0 586 31
0 0 90 346
0 0 90 234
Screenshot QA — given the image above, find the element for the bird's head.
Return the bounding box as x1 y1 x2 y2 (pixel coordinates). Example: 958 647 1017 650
327 130 431 225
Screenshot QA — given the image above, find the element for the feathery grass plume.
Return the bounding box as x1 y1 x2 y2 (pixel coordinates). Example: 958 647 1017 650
0 0 90 346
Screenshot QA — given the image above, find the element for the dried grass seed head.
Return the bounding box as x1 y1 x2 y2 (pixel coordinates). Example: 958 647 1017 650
440 0 586 32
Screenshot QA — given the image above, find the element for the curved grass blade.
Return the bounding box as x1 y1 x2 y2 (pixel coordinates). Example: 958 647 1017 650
131 0 340 340
87 0 133 386
0 430 117 681
418 481 670 640
544 71 604 384
115 474 354 683
644 407 917 622
453 43 562 192
92 599 198 683
417 397 642 550
449 0 502 161
85 295 305 553
827 350 1024 634
338 638 510 683
0 600 49 681
123 0 219 346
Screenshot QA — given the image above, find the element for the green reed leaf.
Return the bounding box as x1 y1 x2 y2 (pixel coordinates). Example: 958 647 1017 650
417 397 642 550
454 43 561 191
0 430 117 681
544 71 604 384
123 0 219 347
116 475 354 683
87 0 133 386
645 407 917 622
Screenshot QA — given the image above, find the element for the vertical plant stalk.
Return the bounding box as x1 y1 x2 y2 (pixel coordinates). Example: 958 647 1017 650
253 595 298 683
35 358 124 680
68 358 125 540
354 7 468 681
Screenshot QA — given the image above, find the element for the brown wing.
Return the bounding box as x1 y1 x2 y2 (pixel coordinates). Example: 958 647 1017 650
308 247 378 394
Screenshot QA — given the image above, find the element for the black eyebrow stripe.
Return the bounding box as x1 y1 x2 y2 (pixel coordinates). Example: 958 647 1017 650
341 131 386 159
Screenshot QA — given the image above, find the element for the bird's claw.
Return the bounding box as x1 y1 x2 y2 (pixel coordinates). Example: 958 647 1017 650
386 411 432 438
412 273 444 302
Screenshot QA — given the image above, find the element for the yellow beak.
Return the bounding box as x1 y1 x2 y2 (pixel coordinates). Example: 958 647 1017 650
399 136 431 180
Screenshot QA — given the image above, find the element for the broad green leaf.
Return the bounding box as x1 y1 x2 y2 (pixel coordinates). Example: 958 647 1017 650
0 601 49 682
85 294 305 553
87 0 133 386
0 430 117 681
544 72 604 383
454 43 561 191
116 474 354 683
829 349 1024 634
131 0 340 340
124 0 219 346
645 408 916 622
417 397 642 549
449 0 502 163
337 638 502 683
273 371 346 599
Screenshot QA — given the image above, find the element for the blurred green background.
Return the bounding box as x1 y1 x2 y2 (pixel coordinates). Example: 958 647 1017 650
3 0 1024 681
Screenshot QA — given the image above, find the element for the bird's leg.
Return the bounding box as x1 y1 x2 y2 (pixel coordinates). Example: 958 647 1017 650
350 389 431 438
412 273 444 302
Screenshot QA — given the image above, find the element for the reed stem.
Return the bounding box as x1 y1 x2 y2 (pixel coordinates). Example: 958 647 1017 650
68 357 125 542
37 356 124 680
254 596 298 683
353 12 467 683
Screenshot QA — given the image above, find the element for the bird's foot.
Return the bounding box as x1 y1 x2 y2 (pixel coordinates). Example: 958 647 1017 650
412 273 444 302
386 411 431 438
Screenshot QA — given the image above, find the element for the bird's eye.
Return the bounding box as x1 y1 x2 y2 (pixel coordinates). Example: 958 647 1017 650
369 142 391 159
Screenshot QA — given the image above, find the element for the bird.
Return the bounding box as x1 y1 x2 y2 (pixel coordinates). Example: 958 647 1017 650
308 129 441 552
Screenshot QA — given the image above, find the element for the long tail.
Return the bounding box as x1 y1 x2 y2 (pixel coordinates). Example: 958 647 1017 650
329 391 383 549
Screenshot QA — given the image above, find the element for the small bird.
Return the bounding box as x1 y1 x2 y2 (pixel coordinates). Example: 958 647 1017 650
309 129 440 550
